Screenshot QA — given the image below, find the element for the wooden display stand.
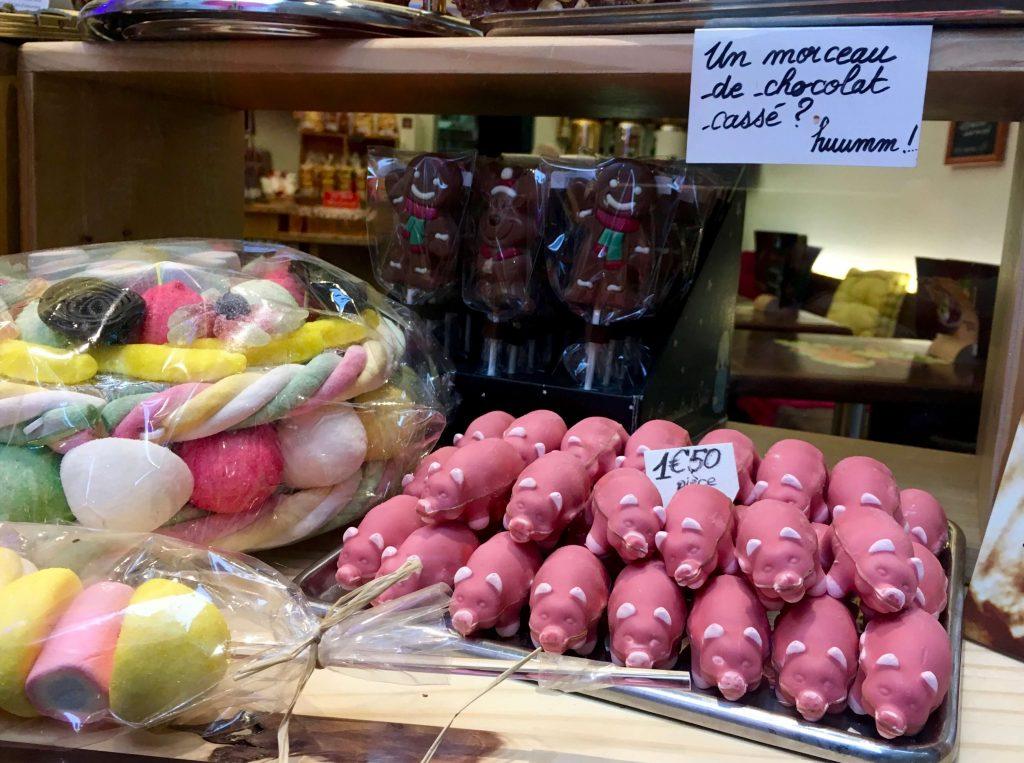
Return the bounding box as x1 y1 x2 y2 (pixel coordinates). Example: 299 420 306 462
11 31 1024 761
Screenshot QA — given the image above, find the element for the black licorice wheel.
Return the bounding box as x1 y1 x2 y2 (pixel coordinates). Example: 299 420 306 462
37 277 146 345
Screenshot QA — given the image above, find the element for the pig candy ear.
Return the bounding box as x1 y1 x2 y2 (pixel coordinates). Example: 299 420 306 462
427 461 442 475
534 582 552 596
779 526 801 541
861 492 882 507
655 531 667 550
654 607 672 626
535 443 546 458
549 492 563 510
743 627 762 647
876 653 900 668
911 526 928 544
343 527 359 542
653 505 666 525
569 586 587 605
921 671 938 693
781 473 803 490
449 467 465 486
506 426 527 438
454 566 473 584
567 435 583 446
682 517 703 531
486 573 503 593
868 539 896 554
636 445 650 454
786 640 806 656
703 623 724 639
369 533 384 550
518 477 538 490
751 480 768 500
615 455 626 467
472 430 485 441
401 474 414 487
619 493 639 507
910 557 925 581
746 538 762 557
616 602 637 619
453 433 463 444
827 647 847 669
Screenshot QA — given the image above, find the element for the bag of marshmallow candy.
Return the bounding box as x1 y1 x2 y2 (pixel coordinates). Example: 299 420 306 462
0 240 453 551
0 522 319 734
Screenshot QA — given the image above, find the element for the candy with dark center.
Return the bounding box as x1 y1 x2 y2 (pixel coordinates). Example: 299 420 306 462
38 278 145 345
214 293 251 320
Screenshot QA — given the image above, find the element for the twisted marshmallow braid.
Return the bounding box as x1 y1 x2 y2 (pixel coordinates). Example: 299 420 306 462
0 339 390 449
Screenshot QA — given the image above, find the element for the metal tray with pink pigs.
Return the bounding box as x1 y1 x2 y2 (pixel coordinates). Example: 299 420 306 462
298 520 965 763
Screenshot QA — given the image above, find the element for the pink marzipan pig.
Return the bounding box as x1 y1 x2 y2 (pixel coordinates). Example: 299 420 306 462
849 608 951 739
655 484 736 589
504 451 591 545
450 532 543 637
909 541 947 618
529 545 610 655
771 596 859 721
502 410 567 466
687 575 770 701
749 439 828 522
616 420 691 471
586 468 665 562
896 488 949 555
453 411 515 448
826 506 922 617
561 417 628 480
402 446 457 498
373 523 479 605
417 438 524 530
336 494 424 589
827 456 900 520
699 429 761 504
736 499 827 610
608 560 687 669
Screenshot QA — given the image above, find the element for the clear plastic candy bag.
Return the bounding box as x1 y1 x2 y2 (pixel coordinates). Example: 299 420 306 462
0 240 454 550
366 149 476 306
0 522 319 734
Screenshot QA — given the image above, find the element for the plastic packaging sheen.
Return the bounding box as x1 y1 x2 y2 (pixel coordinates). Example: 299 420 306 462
0 240 454 550
0 522 319 733
366 150 476 306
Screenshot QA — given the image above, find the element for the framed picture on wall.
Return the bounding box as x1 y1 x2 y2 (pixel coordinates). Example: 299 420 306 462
945 121 1009 166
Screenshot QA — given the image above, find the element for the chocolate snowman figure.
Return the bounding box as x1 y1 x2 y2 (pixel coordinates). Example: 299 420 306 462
563 160 656 320
384 154 464 298
474 165 537 315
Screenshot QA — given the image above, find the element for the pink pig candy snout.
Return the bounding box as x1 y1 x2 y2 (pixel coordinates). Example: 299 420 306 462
451 609 478 636
336 563 363 588
538 626 570 653
796 690 828 721
718 671 748 701
507 516 534 542
626 651 653 668
875 709 908 739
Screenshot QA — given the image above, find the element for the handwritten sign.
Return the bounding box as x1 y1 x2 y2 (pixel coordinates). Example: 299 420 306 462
686 25 933 167
643 444 740 505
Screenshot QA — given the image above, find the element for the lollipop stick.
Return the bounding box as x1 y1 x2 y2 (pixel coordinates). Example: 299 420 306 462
602 339 615 388
507 344 518 376
485 338 499 376
583 308 601 391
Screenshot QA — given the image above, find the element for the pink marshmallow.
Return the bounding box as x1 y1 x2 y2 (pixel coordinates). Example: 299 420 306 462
26 581 134 726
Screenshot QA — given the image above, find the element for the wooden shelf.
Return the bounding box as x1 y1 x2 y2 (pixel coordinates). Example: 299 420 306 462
19 30 1024 119
244 230 370 247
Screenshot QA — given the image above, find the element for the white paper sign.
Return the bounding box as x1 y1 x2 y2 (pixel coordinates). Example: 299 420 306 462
686 25 933 167
643 443 739 505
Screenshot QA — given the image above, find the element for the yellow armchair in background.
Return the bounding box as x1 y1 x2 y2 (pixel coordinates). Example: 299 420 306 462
826 268 910 337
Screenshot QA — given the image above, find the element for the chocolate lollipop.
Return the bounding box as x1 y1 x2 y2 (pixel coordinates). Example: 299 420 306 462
38 278 145 345
563 160 656 321
381 154 466 304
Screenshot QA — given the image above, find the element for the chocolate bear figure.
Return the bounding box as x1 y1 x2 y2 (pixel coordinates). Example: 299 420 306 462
472 164 538 315
563 160 656 319
383 154 465 297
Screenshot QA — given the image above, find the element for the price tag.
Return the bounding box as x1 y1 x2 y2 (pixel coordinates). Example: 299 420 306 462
643 444 739 505
686 25 932 167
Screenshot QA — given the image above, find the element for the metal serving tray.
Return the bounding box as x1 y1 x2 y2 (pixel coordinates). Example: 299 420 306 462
475 0 1024 37
80 0 481 40
299 521 964 762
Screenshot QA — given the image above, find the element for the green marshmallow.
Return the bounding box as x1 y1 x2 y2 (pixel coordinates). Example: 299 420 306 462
0 446 73 523
13 300 70 348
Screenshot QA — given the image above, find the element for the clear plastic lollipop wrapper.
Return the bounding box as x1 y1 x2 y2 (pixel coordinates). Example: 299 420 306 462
543 158 706 391
462 157 547 377
0 239 454 552
366 149 476 307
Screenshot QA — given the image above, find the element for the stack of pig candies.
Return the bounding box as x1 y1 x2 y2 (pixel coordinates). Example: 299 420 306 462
334 415 954 741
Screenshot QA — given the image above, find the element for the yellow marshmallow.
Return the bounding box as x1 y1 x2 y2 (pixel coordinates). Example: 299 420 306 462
92 344 246 383
0 340 98 385
0 567 82 717
109 578 229 726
